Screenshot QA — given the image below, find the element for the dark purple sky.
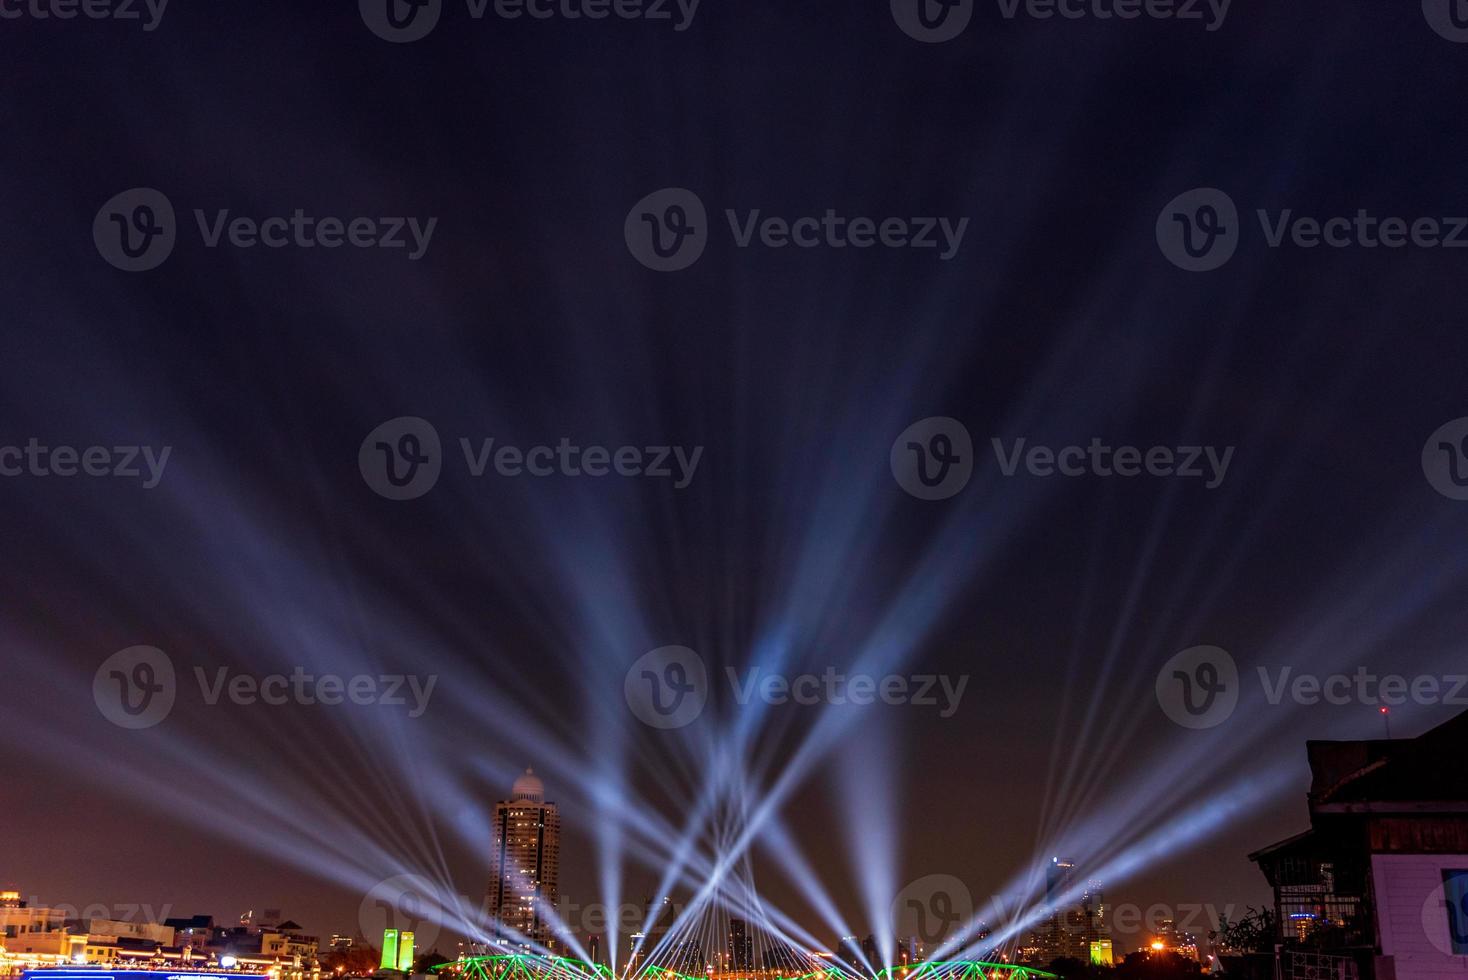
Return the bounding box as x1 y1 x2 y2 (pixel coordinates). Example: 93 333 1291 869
4 0 1468 960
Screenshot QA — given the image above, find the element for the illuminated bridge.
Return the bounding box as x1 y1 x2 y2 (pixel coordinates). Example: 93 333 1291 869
436 954 1059 980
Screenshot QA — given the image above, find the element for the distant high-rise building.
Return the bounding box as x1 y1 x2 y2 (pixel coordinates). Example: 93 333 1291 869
626 932 647 974
761 941 800 971
1152 918 1199 962
860 936 879 970
1039 860 1108 963
1086 880 1108 938
1046 858 1077 906
668 939 704 973
487 768 561 948
728 919 753 970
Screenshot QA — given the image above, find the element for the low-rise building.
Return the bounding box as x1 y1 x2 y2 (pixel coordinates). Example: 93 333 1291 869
1250 709 1468 980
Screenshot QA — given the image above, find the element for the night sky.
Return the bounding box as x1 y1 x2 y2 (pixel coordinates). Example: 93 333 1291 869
5 0 1468 962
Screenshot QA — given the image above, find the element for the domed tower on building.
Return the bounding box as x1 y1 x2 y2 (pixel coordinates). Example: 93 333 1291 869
486 768 561 950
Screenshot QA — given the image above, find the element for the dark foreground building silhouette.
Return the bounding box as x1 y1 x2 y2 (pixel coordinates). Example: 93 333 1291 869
1249 709 1468 980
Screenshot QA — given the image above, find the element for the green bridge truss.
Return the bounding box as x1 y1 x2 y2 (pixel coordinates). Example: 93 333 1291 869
437 954 1059 980
876 962 1060 980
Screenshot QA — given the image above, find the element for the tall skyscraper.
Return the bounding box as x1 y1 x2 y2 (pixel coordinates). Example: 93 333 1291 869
487 768 561 948
1045 858 1077 907
727 919 753 970
1039 859 1108 963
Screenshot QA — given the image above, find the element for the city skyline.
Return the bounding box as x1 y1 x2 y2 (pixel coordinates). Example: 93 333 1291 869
0 766 1246 964
8 706 1468 979
0 750 1395 965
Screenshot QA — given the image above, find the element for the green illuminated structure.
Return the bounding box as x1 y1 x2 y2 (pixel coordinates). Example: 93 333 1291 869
876 963 1059 980
434 955 1056 980
436 954 615 980
381 928 417 972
